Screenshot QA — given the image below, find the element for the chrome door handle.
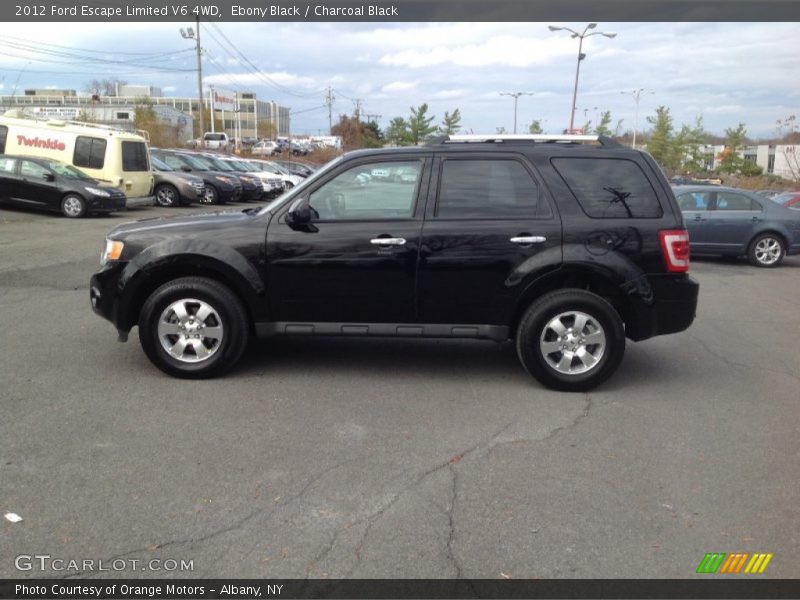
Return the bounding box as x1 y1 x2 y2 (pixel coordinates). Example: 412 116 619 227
510 236 547 244
370 237 407 246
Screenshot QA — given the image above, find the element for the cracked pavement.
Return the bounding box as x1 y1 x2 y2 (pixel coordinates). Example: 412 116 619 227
1 204 799 579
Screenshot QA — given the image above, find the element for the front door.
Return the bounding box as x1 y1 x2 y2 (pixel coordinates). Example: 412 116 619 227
417 154 562 325
16 159 58 209
266 155 431 323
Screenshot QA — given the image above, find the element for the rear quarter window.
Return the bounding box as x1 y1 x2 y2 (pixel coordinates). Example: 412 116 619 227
551 157 663 219
122 141 149 172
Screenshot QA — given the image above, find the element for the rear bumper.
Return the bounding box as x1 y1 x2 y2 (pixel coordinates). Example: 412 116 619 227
626 274 699 341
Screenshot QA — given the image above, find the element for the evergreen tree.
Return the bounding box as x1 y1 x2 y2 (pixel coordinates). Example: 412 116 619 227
385 117 411 146
528 120 543 134
646 106 675 166
438 109 462 136
407 104 437 144
594 111 613 136
717 123 747 174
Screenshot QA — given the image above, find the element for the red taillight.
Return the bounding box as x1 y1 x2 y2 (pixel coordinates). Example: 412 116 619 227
659 229 690 272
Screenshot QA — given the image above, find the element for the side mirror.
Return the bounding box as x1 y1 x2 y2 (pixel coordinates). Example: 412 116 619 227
44 173 55 182
285 197 312 227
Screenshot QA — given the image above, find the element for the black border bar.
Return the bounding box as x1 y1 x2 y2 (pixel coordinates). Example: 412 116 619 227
4 0 800 22
2 579 800 599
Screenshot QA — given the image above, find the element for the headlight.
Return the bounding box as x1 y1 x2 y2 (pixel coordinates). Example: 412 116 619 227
100 239 124 266
215 176 231 184
85 186 111 197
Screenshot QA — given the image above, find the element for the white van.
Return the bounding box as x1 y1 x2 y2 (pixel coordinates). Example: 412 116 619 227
0 110 153 199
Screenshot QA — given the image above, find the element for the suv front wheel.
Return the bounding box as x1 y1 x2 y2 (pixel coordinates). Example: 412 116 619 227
139 277 250 378
516 289 625 392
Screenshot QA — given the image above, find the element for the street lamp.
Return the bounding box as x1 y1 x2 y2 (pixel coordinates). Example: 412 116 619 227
548 23 616 133
499 91 533 134
621 88 654 149
180 20 205 138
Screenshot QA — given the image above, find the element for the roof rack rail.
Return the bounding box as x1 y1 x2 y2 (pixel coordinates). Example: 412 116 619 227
428 134 622 148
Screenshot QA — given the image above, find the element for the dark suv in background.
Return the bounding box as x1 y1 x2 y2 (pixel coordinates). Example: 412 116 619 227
90 135 698 391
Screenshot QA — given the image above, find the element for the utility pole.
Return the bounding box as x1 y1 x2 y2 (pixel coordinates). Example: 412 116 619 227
180 17 205 138
364 113 382 124
324 87 335 134
499 92 533 134
353 99 363 145
621 88 654 149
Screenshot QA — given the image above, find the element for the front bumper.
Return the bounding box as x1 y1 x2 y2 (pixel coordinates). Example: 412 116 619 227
90 264 126 337
89 195 126 212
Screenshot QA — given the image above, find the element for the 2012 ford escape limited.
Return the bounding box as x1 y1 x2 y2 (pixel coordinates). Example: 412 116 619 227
90 135 699 391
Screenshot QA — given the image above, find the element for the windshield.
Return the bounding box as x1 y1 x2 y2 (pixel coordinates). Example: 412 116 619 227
176 154 209 171
258 155 345 216
202 156 235 171
267 162 291 175
231 160 254 171
150 156 173 171
47 161 93 180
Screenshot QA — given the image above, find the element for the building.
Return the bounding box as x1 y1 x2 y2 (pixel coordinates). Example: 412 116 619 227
700 143 799 180
0 87 291 140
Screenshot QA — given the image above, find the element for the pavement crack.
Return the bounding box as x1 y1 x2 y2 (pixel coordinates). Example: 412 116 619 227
688 332 800 384
445 464 464 578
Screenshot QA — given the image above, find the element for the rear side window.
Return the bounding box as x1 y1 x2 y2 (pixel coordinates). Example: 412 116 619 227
122 141 148 172
716 192 760 211
74 136 107 169
436 159 547 218
552 157 663 219
0 126 7 154
677 192 711 211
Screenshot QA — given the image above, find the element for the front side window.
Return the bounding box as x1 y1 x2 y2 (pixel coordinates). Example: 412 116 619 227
308 160 422 221
677 191 711 211
0 126 8 154
552 157 663 219
20 160 50 180
73 136 107 169
121 141 149 172
436 159 544 219
0 157 17 174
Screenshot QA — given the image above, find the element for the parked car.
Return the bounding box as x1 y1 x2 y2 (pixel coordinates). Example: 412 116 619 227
674 185 800 267
248 159 301 191
90 134 699 391
767 190 800 210
191 153 262 202
0 155 126 217
151 155 204 207
152 150 241 204
273 160 317 178
226 158 284 197
251 141 278 157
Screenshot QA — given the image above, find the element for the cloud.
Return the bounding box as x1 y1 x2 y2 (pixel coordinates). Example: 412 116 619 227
204 71 317 89
382 81 418 93
432 89 466 100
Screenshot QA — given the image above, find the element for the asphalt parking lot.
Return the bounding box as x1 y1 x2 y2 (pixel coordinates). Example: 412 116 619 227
1 202 798 580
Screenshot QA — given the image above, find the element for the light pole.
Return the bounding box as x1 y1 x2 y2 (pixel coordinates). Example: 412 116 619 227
500 92 533 134
180 18 204 138
621 88 654 149
548 23 616 133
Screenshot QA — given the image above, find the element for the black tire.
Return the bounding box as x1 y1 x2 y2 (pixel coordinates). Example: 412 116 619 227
154 183 180 207
516 289 626 392
61 194 87 218
748 233 785 267
138 277 250 378
202 184 219 205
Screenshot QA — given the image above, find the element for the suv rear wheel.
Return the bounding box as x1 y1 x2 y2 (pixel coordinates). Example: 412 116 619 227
139 277 249 378
516 289 625 392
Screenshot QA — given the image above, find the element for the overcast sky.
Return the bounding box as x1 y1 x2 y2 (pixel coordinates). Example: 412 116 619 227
0 22 797 137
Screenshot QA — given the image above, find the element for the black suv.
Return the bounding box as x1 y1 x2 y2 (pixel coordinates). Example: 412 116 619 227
90 135 698 391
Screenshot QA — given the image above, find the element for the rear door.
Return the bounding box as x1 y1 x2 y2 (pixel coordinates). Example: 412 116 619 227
704 190 763 252
416 153 561 325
